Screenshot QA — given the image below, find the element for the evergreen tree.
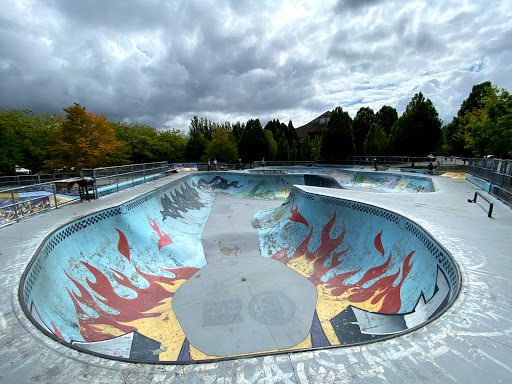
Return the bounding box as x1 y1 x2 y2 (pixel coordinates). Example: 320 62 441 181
458 81 492 117
312 136 322 161
320 107 354 162
238 119 268 161
290 140 299 161
389 92 441 156
375 105 398 137
276 133 290 161
364 122 388 156
264 130 277 160
301 135 313 161
184 133 208 161
352 107 375 155
286 120 299 145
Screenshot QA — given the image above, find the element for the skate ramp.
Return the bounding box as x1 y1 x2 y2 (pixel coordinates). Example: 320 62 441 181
19 171 459 363
251 167 435 192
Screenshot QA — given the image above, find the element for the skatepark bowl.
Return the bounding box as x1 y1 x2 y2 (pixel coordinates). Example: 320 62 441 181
19 169 460 363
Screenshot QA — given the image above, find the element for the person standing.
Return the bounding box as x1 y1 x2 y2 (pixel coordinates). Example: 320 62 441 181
238 158 243 170
213 158 218 171
262 157 266 167
207 158 211 171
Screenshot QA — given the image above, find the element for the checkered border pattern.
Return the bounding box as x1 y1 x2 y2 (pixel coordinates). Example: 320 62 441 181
291 188 459 293
22 207 121 304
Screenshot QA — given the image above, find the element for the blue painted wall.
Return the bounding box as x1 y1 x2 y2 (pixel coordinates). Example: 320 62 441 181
20 170 458 362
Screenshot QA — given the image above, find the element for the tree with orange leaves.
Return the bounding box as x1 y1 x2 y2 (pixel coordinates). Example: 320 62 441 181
45 103 130 171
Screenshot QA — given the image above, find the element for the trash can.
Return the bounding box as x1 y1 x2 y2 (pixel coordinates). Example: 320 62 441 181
78 177 95 202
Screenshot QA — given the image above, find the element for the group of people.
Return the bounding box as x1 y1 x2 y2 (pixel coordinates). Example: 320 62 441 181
427 161 441 175
206 157 267 171
207 158 218 171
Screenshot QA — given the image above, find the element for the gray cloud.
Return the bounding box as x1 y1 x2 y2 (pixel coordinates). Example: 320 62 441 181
1 0 511 132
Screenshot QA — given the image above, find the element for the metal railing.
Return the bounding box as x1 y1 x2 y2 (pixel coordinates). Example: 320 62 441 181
467 158 512 206
81 162 169 198
0 162 169 227
467 192 494 218
0 182 80 227
0 173 81 190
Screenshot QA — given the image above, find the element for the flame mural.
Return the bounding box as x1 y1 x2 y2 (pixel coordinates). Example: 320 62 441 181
22 173 455 363
271 205 415 345
64 220 199 360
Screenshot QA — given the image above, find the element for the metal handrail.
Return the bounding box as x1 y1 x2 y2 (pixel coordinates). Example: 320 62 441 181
467 192 494 218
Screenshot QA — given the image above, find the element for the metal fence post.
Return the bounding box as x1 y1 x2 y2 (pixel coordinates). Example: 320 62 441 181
53 182 59 209
489 159 497 193
93 169 98 199
11 190 20 223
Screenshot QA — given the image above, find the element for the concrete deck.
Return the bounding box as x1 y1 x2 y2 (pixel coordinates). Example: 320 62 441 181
1 170 512 383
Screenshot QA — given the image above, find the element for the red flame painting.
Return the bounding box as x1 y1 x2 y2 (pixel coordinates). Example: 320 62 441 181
65 226 197 342
149 217 173 251
273 206 414 314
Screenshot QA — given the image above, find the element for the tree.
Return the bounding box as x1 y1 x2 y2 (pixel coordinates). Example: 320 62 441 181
238 119 268 161
312 136 322 161
203 128 239 163
301 135 313 161
320 107 354 161
45 103 129 171
264 130 277 160
375 105 398 137
440 117 468 156
440 81 494 157
113 121 159 163
389 92 442 156
458 81 492 118
290 139 299 161
276 133 290 161
188 116 215 141
155 129 188 163
464 86 512 158
264 119 281 139
231 121 245 144
352 107 375 155
0 108 23 174
286 120 299 145
364 122 388 156
0 109 59 174
184 133 208 161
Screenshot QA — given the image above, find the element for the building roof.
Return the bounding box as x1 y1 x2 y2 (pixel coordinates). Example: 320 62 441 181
295 111 331 140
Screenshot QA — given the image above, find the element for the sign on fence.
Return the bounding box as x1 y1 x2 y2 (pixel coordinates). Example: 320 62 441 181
172 163 198 171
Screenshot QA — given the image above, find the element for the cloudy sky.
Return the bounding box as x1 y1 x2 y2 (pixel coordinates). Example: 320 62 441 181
1 0 511 133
